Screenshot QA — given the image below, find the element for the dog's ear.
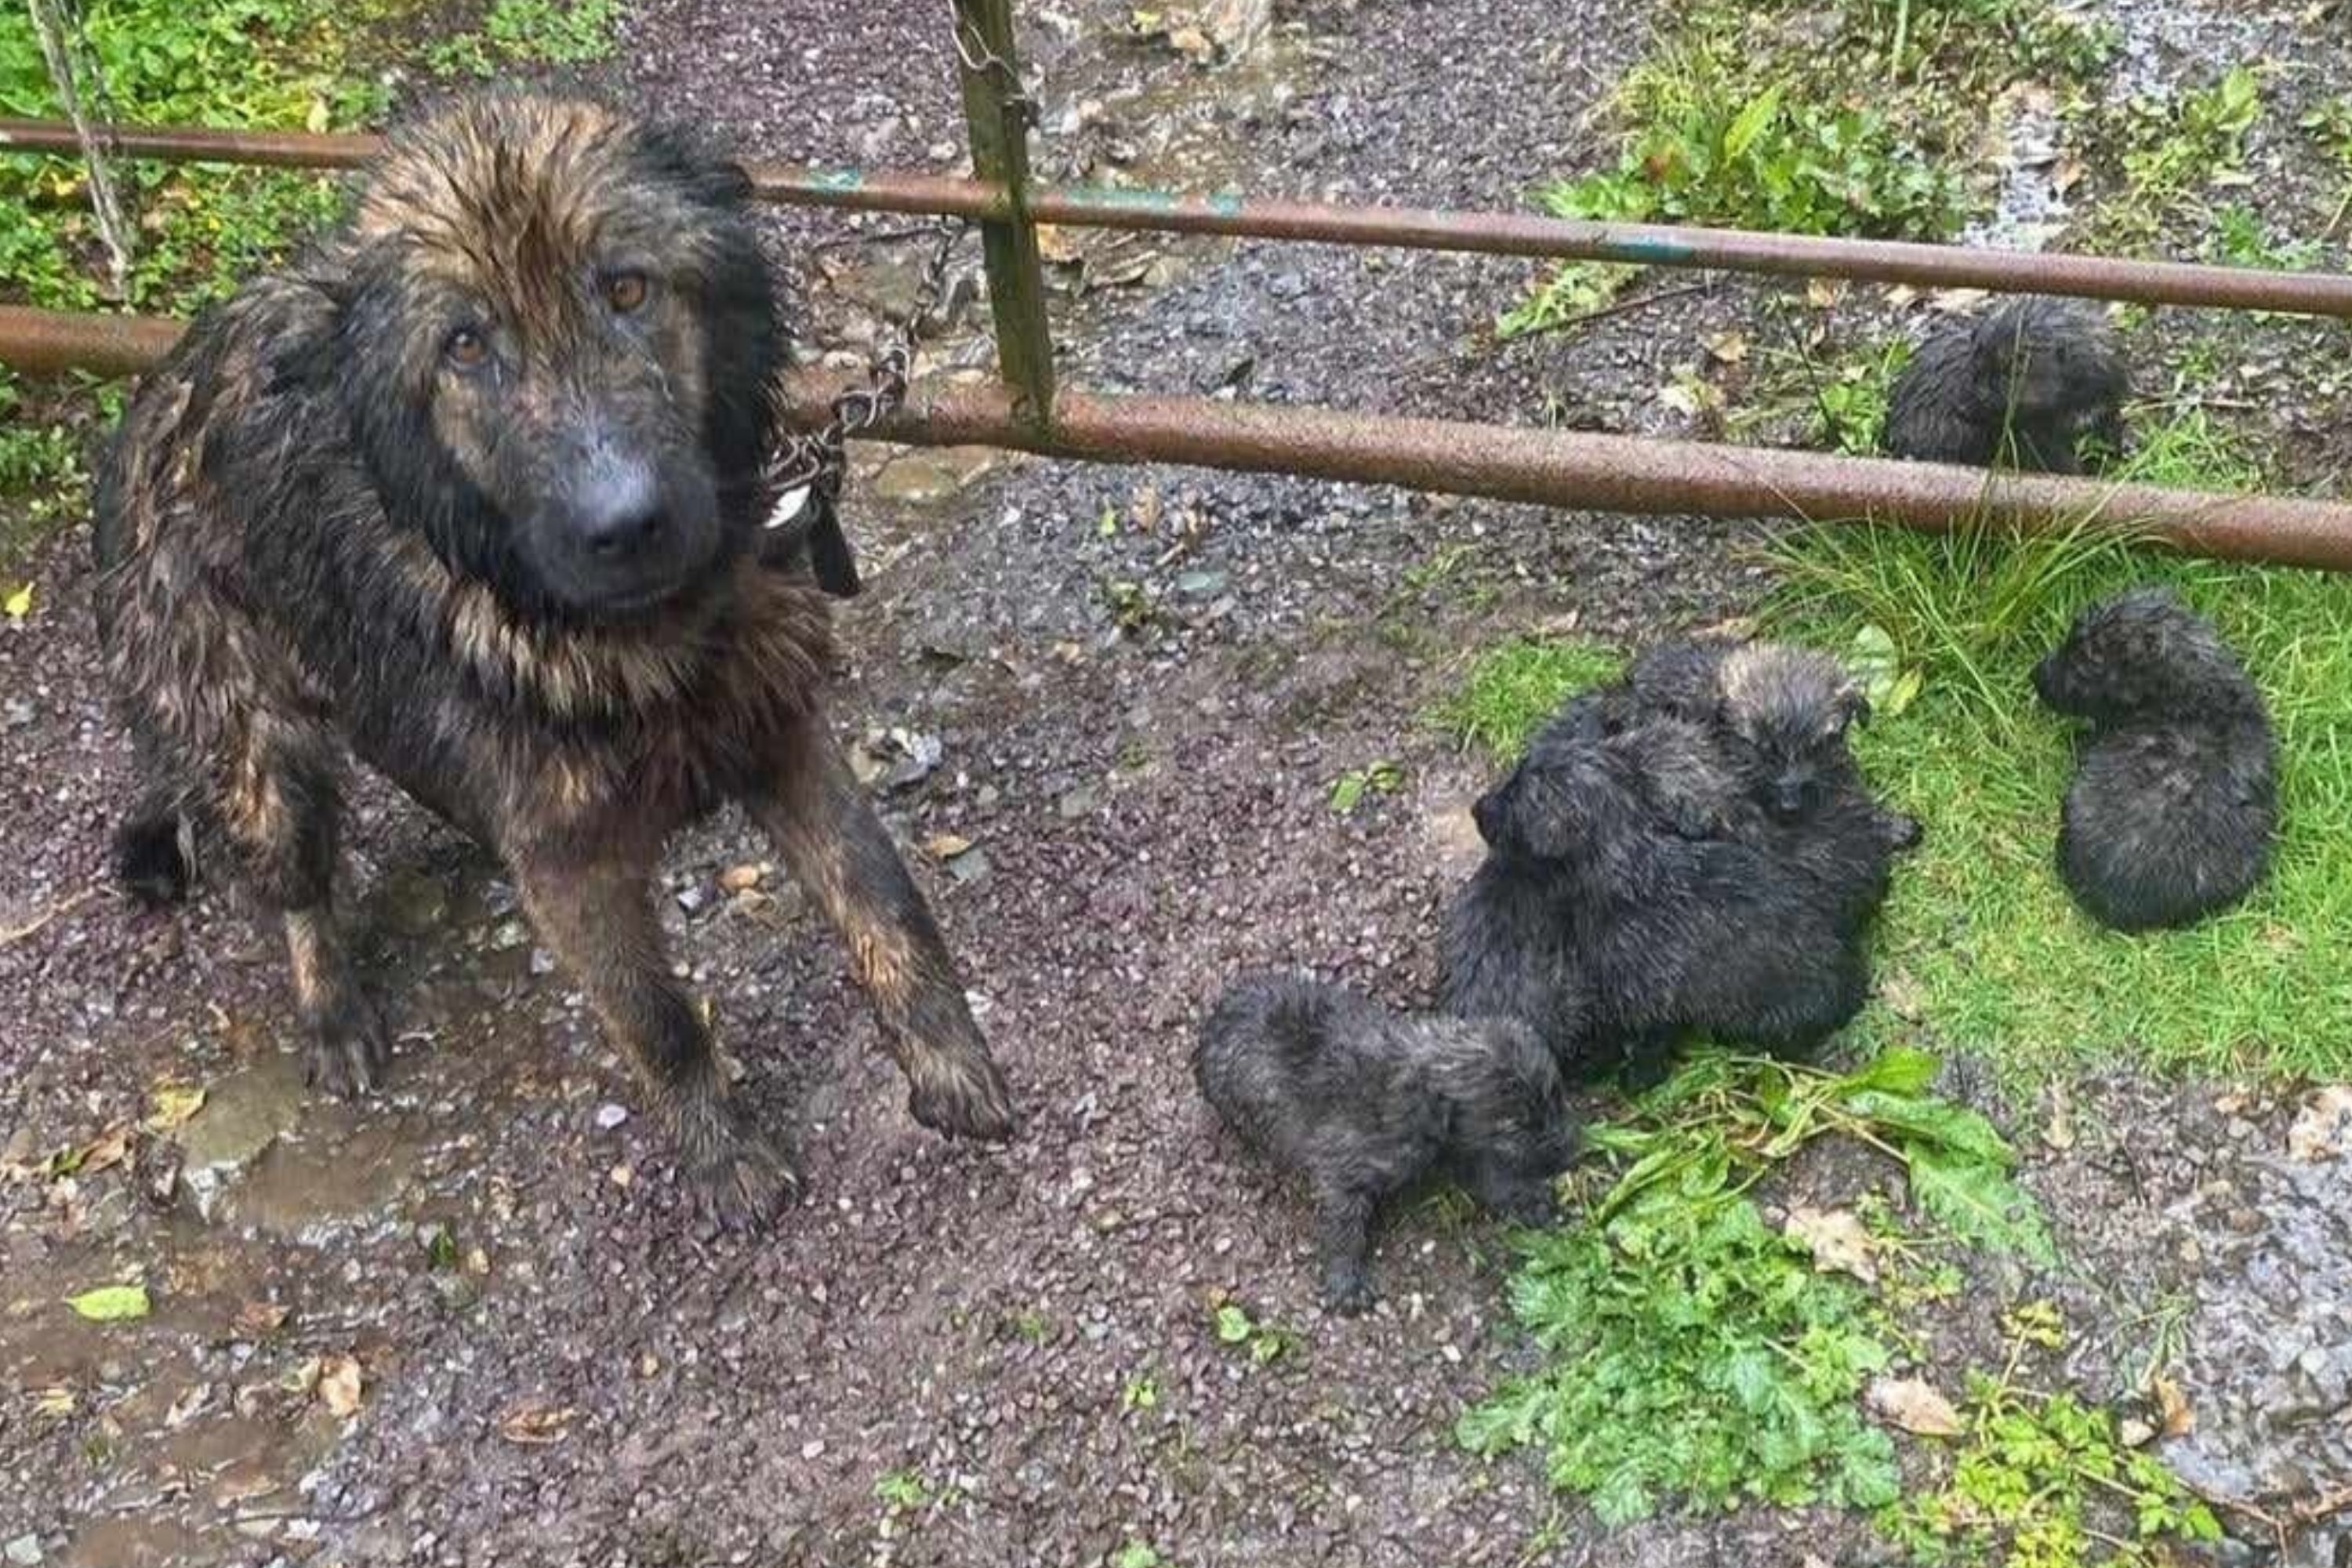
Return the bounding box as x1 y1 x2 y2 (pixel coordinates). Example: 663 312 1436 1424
1471 771 1521 850
1833 680 1871 735
633 120 758 212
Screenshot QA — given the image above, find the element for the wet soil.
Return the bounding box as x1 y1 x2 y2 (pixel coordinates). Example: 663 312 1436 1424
4 0 2350 1564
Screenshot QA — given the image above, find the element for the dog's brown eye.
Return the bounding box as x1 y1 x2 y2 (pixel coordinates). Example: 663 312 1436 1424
604 271 649 314
445 328 489 370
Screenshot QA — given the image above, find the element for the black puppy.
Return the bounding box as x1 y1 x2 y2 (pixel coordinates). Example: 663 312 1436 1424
1195 974 1580 1314
2034 588 2278 931
1445 645 1916 1084
1882 297 2130 474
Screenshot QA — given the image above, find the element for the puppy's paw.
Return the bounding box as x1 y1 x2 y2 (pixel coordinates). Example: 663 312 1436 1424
906 1048 1017 1143
1319 1265 1377 1318
676 1105 802 1229
303 990 391 1099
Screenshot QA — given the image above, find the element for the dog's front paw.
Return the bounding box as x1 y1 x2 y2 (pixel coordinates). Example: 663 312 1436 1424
1319 1263 1377 1317
677 1109 802 1229
906 1048 1017 1143
303 989 391 1099
1886 811 1926 851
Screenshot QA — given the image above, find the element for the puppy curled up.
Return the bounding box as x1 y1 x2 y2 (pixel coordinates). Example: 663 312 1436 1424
1442 641 1918 1085
2034 587 2278 931
1194 974 1580 1315
1882 296 2130 474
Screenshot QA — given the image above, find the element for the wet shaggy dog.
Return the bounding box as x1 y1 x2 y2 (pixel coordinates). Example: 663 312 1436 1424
2033 588 2278 931
1442 644 1917 1083
1195 973 1579 1313
92 92 1014 1222
1882 297 2130 474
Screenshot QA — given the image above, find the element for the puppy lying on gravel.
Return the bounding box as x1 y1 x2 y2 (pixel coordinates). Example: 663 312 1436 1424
1195 973 1580 1314
2034 587 2278 931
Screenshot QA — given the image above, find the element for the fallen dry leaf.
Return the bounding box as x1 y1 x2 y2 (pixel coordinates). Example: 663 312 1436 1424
1806 278 1848 310
924 833 975 862
142 1083 207 1134
74 1123 132 1178
1869 1375 1965 1437
2153 1375 2195 1438
31 1386 74 1419
318 1355 364 1418
717 863 764 894
236 1301 292 1337
2288 1084 2352 1162
1705 330 1750 365
499 1404 582 1446
1785 1206 1878 1283
1034 223 1083 265
2044 1080 2076 1152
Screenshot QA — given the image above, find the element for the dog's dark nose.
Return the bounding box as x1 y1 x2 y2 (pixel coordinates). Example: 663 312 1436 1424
575 459 666 561
1773 779 1812 818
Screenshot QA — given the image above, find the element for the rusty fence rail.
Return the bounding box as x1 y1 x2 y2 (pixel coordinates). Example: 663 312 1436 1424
10 114 2352 320
5 0 2352 572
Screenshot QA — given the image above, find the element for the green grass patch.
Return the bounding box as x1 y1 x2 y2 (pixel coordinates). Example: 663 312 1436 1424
1435 637 1623 758
1439 403 2352 1083
424 0 619 78
1499 0 2111 339
2078 64 2263 255
1461 1051 2217 1561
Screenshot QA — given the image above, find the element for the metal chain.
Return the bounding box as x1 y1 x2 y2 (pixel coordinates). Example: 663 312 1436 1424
944 0 1038 129
760 218 967 529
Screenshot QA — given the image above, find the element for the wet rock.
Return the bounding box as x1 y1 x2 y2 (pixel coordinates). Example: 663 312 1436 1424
872 446 999 506
851 729 944 792
1175 568 1228 598
594 1104 630 1131
947 848 993 886
172 1059 307 1222
1057 786 1101 821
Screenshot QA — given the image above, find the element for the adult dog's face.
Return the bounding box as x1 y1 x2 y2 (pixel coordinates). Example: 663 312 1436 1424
334 94 782 620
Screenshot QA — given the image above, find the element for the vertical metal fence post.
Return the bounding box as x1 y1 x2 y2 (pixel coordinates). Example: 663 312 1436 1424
948 0 1057 428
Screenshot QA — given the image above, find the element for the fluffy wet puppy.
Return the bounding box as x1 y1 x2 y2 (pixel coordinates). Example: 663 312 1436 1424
1194 973 1580 1314
2034 587 2278 931
1882 296 2129 474
1444 644 1917 1083
92 90 1014 1224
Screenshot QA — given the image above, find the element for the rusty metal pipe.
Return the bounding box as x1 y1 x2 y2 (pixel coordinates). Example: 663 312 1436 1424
13 306 2347 572
785 378 2352 573
9 117 2352 317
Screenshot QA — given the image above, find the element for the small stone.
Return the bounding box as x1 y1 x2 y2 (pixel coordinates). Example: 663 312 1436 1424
1058 786 1101 821
975 785 1001 810
528 948 557 977
2 699 34 730
676 885 707 915
490 920 530 952
718 864 764 893
947 848 993 886
1269 270 1307 300
594 1104 630 1131
5 1534 43 1566
801 1439 826 1460
2119 1417 2157 1448
1175 568 1228 598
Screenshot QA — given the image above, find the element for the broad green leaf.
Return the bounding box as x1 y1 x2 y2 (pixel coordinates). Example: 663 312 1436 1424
1724 85 1787 162
2 583 31 619
1842 1089 2015 1167
1904 1142 2056 1265
1212 1305 1252 1344
67 1283 151 1322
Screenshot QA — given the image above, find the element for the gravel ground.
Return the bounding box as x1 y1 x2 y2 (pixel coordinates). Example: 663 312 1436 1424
3 1 2350 1564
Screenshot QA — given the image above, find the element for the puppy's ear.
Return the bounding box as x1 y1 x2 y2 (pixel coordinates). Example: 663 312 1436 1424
1471 771 1521 850
1834 681 1872 735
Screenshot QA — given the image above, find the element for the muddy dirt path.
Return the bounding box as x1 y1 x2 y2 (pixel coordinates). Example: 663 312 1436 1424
4 2 2349 1565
